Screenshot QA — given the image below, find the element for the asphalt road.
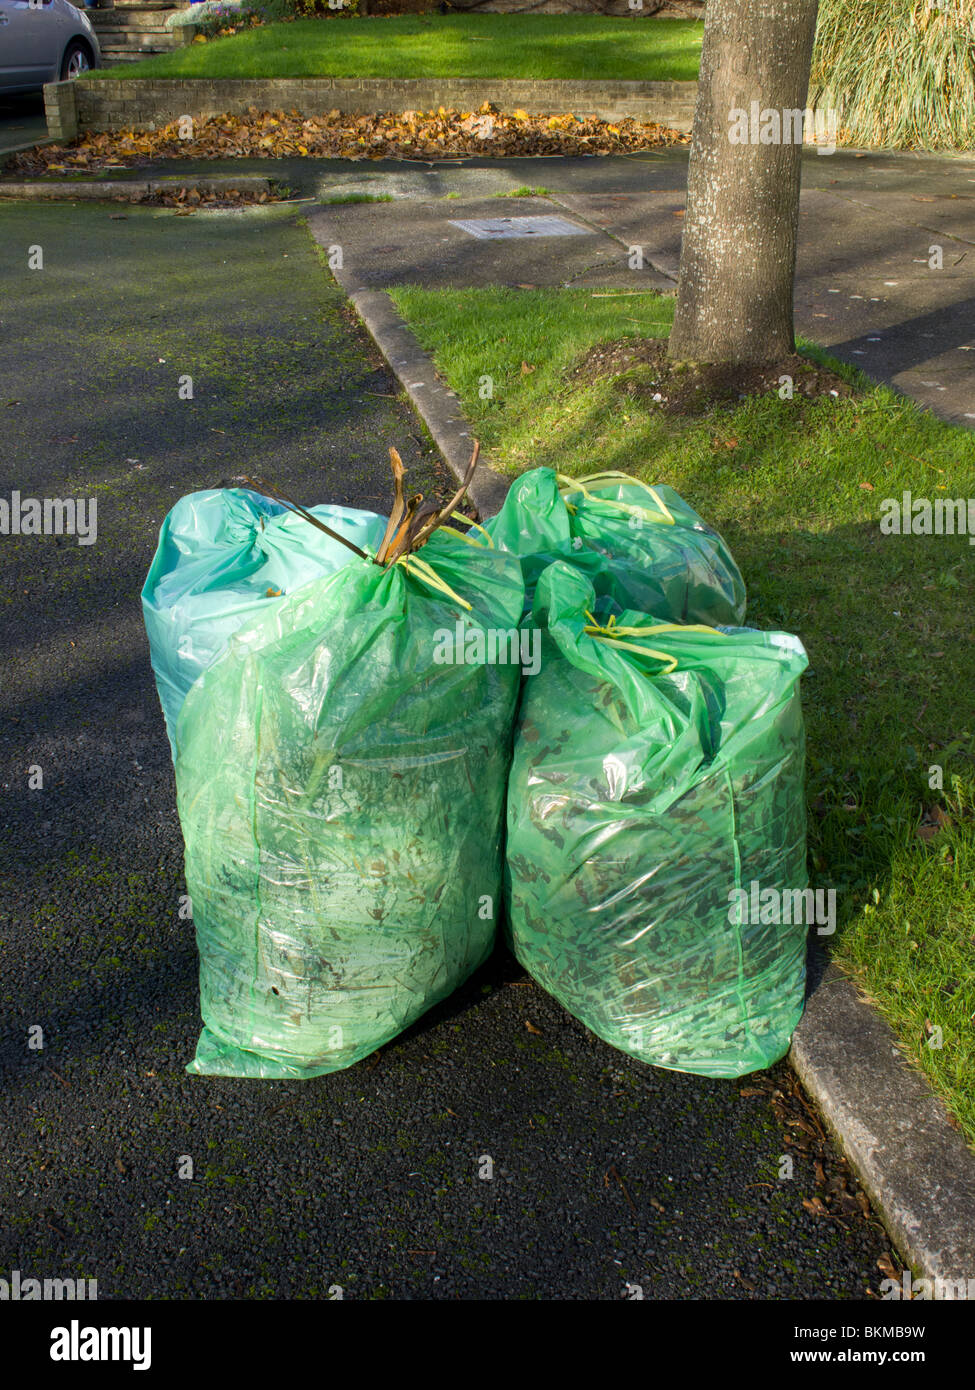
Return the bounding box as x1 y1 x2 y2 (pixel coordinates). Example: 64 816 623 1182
0 201 895 1299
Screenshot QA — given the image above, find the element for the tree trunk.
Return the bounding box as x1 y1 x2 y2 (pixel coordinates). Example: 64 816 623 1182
668 0 820 363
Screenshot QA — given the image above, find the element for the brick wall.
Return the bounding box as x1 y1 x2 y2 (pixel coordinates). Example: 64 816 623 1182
44 81 79 142
51 77 698 136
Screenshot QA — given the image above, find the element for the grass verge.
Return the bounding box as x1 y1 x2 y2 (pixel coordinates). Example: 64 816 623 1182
90 15 703 83
389 283 975 1145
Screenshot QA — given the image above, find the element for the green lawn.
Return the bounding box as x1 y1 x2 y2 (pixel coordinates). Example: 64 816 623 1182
389 283 975 1145
93 15 703 82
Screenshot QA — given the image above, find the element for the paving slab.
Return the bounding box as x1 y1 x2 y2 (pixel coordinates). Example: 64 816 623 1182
821 189 975 248
794 188 975 428
552 168 975 428
551 188 685 279
307 193 674 291
799 149 975 199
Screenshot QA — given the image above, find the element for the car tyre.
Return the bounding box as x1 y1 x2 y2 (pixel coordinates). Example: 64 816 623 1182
60 41 93 81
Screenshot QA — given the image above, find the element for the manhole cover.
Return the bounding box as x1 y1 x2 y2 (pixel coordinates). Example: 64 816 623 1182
448 215 594 240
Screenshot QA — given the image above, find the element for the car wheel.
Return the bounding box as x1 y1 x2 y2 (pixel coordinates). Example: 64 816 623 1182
60 42 93 81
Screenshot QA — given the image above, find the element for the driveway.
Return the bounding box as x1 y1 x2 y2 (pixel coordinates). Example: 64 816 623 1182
0 90 47 154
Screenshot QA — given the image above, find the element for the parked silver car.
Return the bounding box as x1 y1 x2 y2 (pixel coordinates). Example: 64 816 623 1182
0 0 101 92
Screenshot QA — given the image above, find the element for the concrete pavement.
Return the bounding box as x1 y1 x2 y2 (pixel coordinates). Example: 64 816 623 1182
299 147 975 428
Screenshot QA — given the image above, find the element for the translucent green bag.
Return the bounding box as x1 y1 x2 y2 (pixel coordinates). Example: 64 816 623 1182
483 467 746 627
142 488 387 758
176 530 525 1078
505 561 809 1078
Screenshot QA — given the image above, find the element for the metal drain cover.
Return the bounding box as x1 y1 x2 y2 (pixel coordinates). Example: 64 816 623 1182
448 215 594 240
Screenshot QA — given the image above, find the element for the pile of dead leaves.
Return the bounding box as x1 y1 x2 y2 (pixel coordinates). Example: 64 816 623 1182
142 186 277 209
94 187 278 211
5 103 689 176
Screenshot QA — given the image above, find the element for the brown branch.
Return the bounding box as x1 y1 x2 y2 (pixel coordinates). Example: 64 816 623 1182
375 447 407 565
241 475 369 560
407 441 480 552
382 492 425 563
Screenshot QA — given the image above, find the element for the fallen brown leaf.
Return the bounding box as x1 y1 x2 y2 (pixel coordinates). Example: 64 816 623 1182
6 107 690 179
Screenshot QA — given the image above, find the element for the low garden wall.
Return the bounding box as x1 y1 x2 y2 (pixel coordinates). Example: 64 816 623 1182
45 77 699 140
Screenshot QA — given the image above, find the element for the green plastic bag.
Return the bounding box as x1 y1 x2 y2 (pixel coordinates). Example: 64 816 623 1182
176 530 525 1078
505 561 809 1078
483 467 746 627
142 488 388 758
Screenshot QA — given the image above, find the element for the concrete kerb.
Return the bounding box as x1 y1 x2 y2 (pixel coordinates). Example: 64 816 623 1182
0 174 274 200
342 259 975 1292
0 179 152 200
790 966 975 1298
342 281 510 520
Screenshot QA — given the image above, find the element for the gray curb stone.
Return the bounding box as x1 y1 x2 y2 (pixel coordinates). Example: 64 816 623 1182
343 284 511 520
0 175 273 200
790 964 975 1298
0 179 152 199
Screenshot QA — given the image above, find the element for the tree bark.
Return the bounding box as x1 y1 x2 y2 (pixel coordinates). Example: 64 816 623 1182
668 0 820 363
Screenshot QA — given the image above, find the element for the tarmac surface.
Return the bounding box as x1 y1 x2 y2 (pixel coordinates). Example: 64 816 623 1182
0 200 896 1299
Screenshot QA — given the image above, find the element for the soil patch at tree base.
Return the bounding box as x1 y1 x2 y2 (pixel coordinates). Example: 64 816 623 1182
571 338 857 416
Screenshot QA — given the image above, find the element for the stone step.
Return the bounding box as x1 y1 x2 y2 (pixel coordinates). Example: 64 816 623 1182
96 2 191 11
96 30 186 43
94 31 186 44
98 46 184 60
93 20 184 31
99 38 181 47
97 43 187 61
93 27 183 40
98 50 171 61
90 14 189 29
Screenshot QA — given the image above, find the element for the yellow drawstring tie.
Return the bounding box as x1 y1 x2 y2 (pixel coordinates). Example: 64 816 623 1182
557 471 676 527
583 611 726 672
437 512 496 549
395 552 473 610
